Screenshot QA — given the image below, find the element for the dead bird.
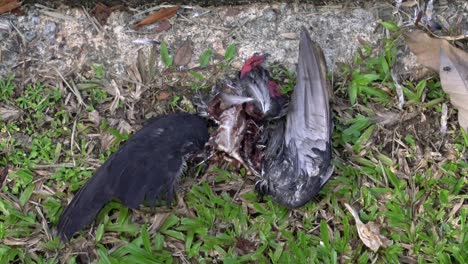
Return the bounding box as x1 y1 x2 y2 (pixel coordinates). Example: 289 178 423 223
57 113 209 241
255 28 334 208
201 53 286 175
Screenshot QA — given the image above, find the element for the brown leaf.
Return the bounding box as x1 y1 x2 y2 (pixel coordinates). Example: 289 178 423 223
174 39 192 66
345 203 392 252
133 6 179 29
88 110 101 126
404 30 465 72
405 30 443 72
405 31 468 130
0 165 8 188
152 20 172 33
0 0 21 15
92 2 113 25
157 91 171 100
439 48 468 131
0 104 21 121
235 237 256 255
100 133 117 151
405 30 468 131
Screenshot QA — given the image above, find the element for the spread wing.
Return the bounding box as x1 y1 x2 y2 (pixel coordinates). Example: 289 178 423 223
57 114 208 241
284 28 333 183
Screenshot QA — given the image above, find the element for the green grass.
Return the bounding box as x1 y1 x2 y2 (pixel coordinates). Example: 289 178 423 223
0 30 466 264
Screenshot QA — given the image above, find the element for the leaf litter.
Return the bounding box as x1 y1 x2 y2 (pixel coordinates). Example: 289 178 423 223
133 6 179 29
344 203 392 252
405 30 468 131
174 39 193 67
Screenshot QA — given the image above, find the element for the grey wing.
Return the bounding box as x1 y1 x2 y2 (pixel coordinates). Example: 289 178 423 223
284 28 333 182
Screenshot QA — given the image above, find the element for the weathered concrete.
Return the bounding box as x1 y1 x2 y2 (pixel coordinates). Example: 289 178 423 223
0 2 466 80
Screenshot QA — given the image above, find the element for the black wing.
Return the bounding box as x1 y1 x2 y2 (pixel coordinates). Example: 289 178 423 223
57 113 208 241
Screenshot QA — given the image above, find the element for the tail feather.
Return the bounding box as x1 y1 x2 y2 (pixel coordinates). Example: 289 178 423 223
57 177 111 241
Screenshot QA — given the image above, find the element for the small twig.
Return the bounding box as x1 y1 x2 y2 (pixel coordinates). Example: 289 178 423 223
70 118 77 167
35 206 52 241
32 163 93 169
108 72 150 89
38 10 76 21
34 4 56 11
82 6 102 33
54 68 87 107
438 103 448 151
109 79 124 114
9 21 26 46
391 70 405 109
440 103 448 137
232 180 246 201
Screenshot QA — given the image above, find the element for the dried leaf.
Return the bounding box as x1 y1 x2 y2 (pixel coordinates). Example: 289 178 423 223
174 39 193 66
157 91 171 100
92 2 112 25
0 104 21 121
137 49 148 83
404 30 464 72
0 0 21 15
117 120 134 135
405 30 468 131
439 48 468 131
0 165 8 188
88 110 101 126
405 30 442 71
133 6 179 29
152 20 172 33
100 133 116 151
345 203 392 252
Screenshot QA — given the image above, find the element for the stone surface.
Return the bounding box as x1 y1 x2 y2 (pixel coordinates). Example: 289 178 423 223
0 2 466 80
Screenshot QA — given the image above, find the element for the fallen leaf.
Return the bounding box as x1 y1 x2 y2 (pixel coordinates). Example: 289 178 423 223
405 30 468 131
404 30 465 72
0 0 21 15
235 237 256 255
439 48 468 131
133 6 179 29
100 133 115 151
174 39 192 66
88 110 101 126
0 104 21 121
0 165 8 188
92 2 113 25
405 30 443 71
344 203 392 252
117 120 134 135
152 20 172 33
157 91 171 100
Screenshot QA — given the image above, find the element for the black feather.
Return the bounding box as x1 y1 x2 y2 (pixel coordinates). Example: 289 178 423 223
57 113 208 241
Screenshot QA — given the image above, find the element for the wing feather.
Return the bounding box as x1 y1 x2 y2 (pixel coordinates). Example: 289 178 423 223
285 28 332 177
57 114 208 241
